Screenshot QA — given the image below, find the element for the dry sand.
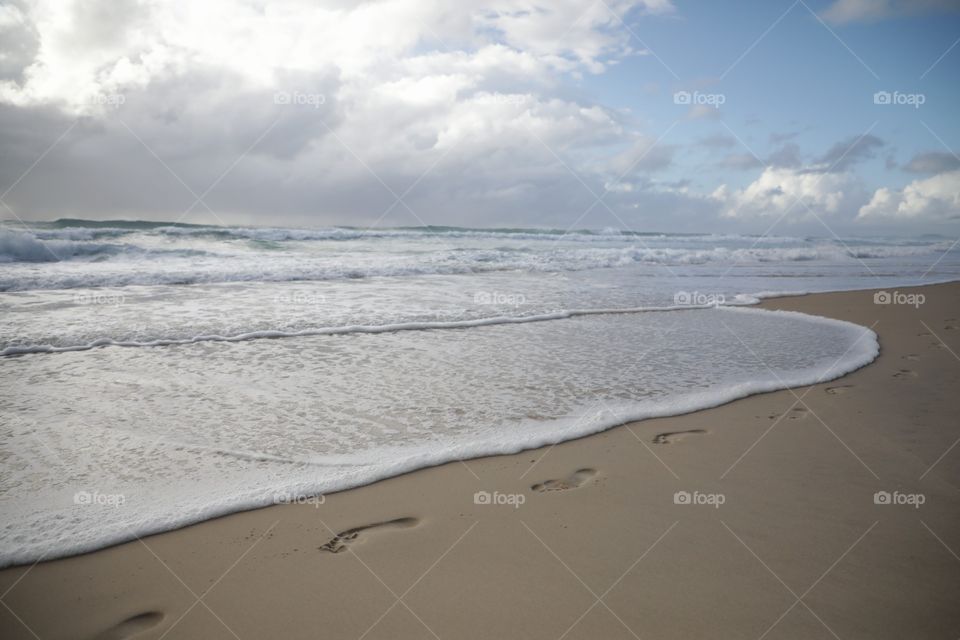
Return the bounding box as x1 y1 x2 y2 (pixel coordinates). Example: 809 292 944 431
2 283 959 639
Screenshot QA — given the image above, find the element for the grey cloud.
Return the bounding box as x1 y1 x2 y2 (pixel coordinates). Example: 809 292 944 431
718 153 762 170
0 94 695 231
767 143 802 168
716 143 800 171
816 134 885 172
821 0 960 24
0 0 744 232
116 68 343 161
903 151 960 174
0 1 38 82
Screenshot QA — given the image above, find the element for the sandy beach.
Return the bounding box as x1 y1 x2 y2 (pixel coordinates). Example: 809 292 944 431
1 282 959 640
4 3 958 637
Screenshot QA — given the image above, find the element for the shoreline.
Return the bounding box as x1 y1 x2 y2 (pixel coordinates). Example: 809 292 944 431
2 283 959 639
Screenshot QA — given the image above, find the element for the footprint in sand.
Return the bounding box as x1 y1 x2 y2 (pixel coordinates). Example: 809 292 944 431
653 429 708 444
93 612 164 640
319 517 419 553
769 407 809 421
531 468 597 493
893 369 918 378
825 384 854 395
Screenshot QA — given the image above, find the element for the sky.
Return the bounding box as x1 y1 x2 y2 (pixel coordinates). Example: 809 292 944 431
0 0 958 235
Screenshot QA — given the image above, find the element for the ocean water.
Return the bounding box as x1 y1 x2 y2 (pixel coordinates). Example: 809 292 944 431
1 220 958 565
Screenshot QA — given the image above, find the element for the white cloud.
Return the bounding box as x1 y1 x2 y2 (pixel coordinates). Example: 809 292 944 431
0 0 682 227
0 0 673 114
476 0 674 74
858 170 960 221
712 167 860 220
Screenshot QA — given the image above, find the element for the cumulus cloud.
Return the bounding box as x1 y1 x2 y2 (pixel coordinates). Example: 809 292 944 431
0 0 686 227
858 170 960 221
0 0 674 115
711 167 861 219
709 134 893 220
